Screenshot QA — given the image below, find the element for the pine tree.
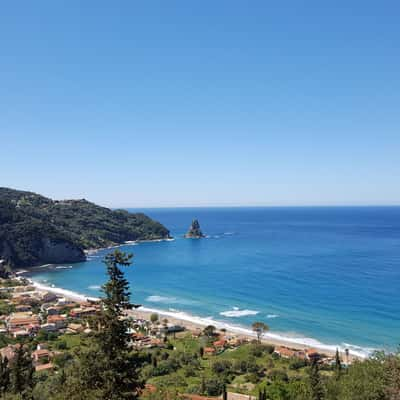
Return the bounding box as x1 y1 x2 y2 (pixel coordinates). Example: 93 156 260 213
9 344 34 398
75 250 144 399
309 358 324 400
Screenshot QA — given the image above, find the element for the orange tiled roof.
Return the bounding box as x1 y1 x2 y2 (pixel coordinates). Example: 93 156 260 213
35 363 54 372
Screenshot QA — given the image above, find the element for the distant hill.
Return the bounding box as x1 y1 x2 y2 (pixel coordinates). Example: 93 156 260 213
0 188 170 268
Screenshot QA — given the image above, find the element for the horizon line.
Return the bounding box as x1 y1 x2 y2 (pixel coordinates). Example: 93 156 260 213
111 203 400 210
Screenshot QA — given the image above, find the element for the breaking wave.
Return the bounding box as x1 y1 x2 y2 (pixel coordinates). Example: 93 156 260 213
220 307 259 317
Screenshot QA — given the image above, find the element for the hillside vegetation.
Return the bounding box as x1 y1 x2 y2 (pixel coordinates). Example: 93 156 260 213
0 188 170 268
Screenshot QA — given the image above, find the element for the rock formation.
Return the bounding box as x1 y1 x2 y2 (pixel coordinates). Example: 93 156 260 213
184 219 205 238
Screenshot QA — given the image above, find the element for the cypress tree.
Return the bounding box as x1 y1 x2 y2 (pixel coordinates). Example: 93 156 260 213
334 348 342 380
309 358 324 400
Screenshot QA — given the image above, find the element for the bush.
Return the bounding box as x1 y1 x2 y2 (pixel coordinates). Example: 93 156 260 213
289 358 308 370
212 360 232 374
204 378 225 396
249 344 264 357
245 372 260 384
246 357 260 374
54 340 67 350
234 359 249 374
268 369 289 382
53 352 73 368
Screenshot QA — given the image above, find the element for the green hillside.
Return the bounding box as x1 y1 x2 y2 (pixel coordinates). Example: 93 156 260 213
0 188 170 268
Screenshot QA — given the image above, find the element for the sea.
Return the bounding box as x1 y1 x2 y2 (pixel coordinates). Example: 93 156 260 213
25 207 400 358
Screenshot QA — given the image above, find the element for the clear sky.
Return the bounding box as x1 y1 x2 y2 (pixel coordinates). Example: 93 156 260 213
1 1 399 207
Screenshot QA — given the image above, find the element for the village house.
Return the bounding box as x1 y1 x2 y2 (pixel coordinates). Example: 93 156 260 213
274 346 306 359
305 348 321 361
40 323 57 332
204 347 216 356
32 348 51 364
15 304 32 312
213 338 227 350
56 297 74 306
47 315 67 329
6 312 40 331
46 306 61 315
35 363 54 372
66 322 84 333
40 292 58 303
69 306 97 318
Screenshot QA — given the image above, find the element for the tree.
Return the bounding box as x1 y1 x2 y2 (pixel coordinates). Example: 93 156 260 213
72 250 144 399
338 357 387 400
308 358 324 400
252 321 269 343
203 325 216 338
0 355 9 396
9 344 34 398
334 348 342 380
222 384 228 400
150 313 159 325
258 388 267 400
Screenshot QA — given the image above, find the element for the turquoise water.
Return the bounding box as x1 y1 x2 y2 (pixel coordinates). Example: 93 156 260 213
27 207 400 356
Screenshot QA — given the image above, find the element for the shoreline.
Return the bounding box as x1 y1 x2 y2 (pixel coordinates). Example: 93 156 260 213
26 277 368 360
84 237 175 255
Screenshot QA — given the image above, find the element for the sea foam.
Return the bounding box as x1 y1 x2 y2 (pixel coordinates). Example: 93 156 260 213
146 295 178 303
220 307 259 317
88 285 101 290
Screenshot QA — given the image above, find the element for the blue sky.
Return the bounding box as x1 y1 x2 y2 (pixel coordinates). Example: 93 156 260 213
1 1 399 207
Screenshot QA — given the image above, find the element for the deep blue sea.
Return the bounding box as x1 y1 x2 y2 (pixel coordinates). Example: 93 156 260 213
27 207 400 357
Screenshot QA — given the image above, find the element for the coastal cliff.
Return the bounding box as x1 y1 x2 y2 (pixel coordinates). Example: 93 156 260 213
184 219 205 238
0 187 170 268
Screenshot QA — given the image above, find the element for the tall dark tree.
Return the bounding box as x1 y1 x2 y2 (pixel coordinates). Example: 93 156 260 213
0 355 9 395
335 348 342 380
73 250 144 399
9 344 34 398
309 358 324 400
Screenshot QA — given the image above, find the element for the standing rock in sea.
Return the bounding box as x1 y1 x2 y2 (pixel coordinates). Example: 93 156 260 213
184 219 205 238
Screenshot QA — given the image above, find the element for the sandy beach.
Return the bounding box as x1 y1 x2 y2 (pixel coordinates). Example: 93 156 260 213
25 277 362 361
128 308 357 361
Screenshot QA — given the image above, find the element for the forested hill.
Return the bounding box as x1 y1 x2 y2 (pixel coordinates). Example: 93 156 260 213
0 187 170 268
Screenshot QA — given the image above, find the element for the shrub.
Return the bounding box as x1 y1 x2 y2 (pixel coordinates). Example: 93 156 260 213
212 360 232 374
268 369 289 382
204 377 225 396
289 358 308 370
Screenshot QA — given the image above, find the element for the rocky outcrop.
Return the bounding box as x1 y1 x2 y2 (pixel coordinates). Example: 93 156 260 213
184 219 205 239
0 187 171 268
39 238 86 264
